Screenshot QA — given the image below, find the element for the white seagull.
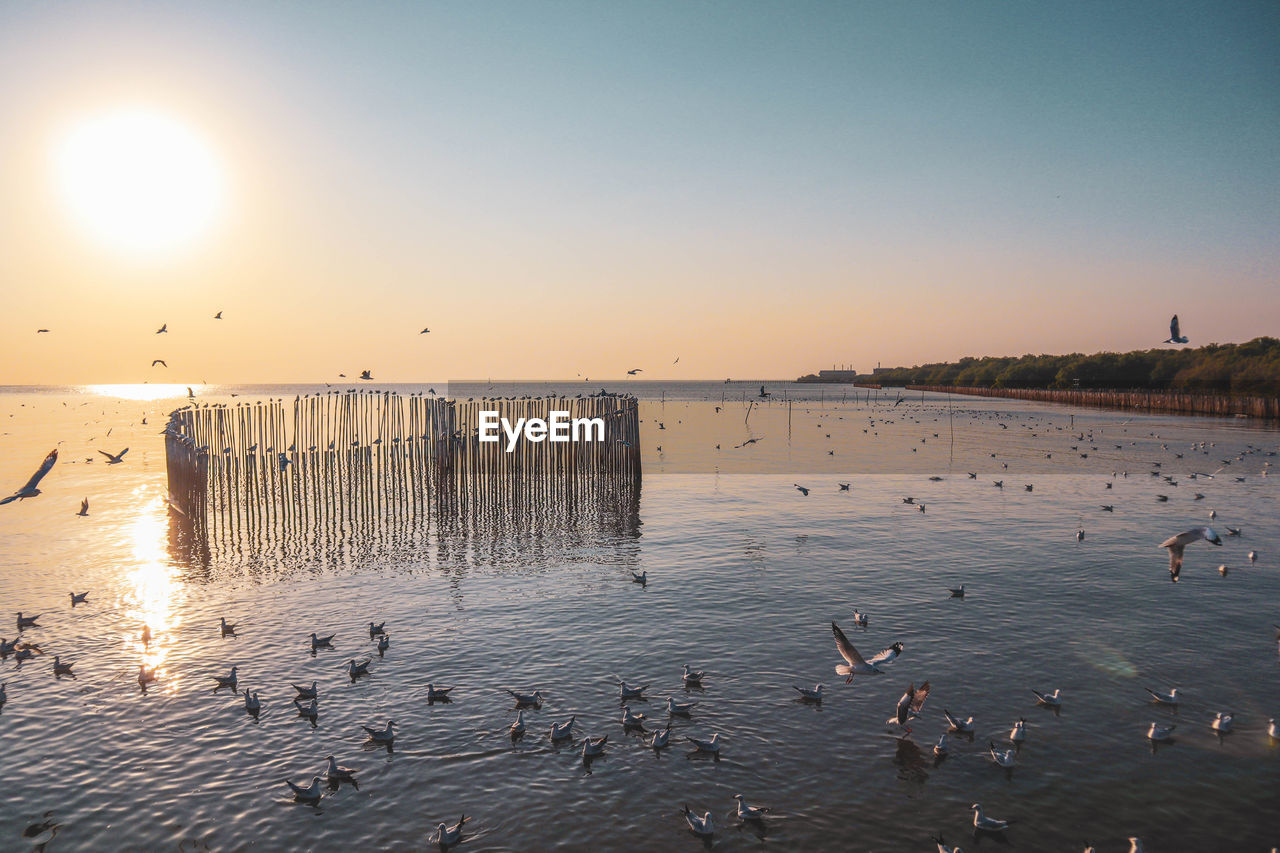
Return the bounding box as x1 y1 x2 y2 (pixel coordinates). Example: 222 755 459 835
362 719 396 743
621 706 646 727
293 681 318 700
970 803 1010 832
682 805 714 837
212 666 238 689
681 664 703 685
348 658 371 678
943 709 975 733
1159 526 1222 581
581 734 608 756
1 449 57 505
686 733 721 753
989 741 1016 768
243 690 261 713
1147 722 1176 741
793 683 824 702
667 697 697 716
1031 688 1062 707
831 622 901 681
549 715 576 740
431 814 470 847
326 755 356 783
887 681 931 733
616 679 648 699
733 793 769 821
1009 719 1027 743
510 710 526 737
646 721 672 749
285 776 322 804
1210 711 1233 733
505 689 545 707
1144 687 1179 706
309 632 335 650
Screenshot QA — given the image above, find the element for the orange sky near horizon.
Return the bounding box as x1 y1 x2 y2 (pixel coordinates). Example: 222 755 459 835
1 3 1276 385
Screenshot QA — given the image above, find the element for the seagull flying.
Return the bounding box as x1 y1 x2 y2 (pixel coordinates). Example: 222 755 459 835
1 449 57 505
887 681 931 732
1164 314 1189 344
831 622 890 681
1159 526 1222 580
99 448 129 464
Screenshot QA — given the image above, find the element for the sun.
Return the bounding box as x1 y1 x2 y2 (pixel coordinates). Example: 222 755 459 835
54 107 226 256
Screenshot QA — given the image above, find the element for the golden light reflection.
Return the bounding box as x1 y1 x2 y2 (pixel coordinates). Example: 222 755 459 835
87 383 198 401
124 491 183 691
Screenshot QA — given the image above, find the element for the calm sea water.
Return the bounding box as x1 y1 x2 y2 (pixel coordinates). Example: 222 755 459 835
0 383 1277 851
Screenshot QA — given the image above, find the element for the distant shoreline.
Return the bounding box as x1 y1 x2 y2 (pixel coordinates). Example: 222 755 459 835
904 384 1280 420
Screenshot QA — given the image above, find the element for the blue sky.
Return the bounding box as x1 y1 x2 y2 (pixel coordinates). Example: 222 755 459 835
1 1 1276 381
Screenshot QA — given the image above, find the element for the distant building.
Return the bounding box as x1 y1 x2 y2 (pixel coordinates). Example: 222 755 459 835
796 368 862 383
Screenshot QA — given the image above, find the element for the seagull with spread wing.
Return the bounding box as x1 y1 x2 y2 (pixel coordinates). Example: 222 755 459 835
886 681 931 733
1164 314 1189 344
1159 526 1221 581
99 448 129 465
1 449 57 505
831 622 900 682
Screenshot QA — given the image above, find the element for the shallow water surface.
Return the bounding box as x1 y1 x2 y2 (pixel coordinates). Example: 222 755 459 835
0 386 1277 851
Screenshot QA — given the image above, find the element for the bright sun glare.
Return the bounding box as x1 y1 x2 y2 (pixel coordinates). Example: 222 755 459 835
55 108 225 255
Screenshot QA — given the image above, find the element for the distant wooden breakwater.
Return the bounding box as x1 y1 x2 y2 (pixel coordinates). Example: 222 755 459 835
163 391 641 559
904 385 1280 419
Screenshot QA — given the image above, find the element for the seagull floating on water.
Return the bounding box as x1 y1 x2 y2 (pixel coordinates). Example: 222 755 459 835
666 697 697 716
293 681 317 700
793 683 823 702
348 658 371 678
1144 687 1179 705
309 632 335 650
52 656 74 676
68 591 89 607
1009 718 1027 742
943 710 975 733
686 733 721 753
1147 722 1176 741
970 803 1010 832
631 571 647 585
1032 688 1062 707
616 679 648 700
362 719 396 743
285 776 322 804
426 683 453 702
646 721 672 749
681 664 703 685
326 755 356 783
989 741 1016 768
581 734 608 756
219 617 236 637
505 689 545 707
431 814 470 847
682 805 714 836
368 621 386 637
621 705 646 727
549 715 576 740
733 793 769 821
1210 711 1233 733
510 709 526 737
212 666 238 689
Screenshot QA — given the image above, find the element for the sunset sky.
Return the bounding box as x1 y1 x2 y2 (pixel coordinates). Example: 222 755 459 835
1 2 1276 384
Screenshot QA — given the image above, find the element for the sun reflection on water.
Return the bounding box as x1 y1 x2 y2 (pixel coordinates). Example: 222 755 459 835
85 383 197 401
124 491 183 689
